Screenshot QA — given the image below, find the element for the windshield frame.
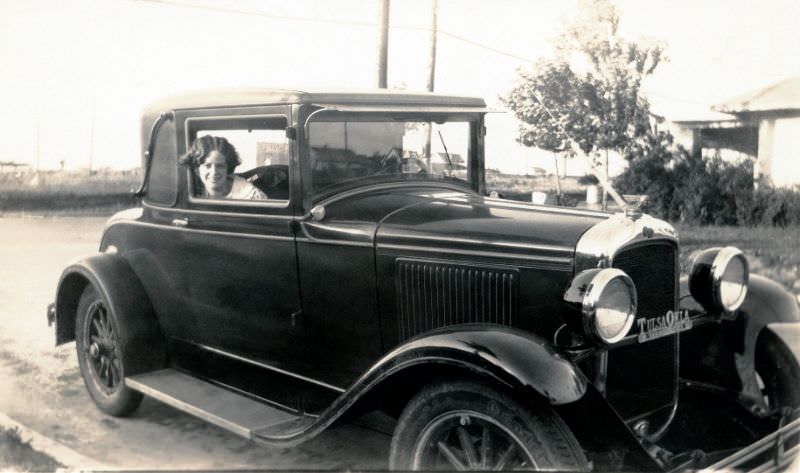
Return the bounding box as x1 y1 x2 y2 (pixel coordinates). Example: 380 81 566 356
301 109 485 206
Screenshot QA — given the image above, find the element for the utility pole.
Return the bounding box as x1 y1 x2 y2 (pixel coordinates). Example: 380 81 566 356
602 149 609 211
89 95 96 173
35 120 41 172
424 0 438 165
376 0 390 88
426 0 437 92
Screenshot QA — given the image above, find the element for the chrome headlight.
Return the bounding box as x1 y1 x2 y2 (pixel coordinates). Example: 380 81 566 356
565 268 638 344
689 246 749 314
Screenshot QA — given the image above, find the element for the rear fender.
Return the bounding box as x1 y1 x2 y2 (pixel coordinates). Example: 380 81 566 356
53 253 165 373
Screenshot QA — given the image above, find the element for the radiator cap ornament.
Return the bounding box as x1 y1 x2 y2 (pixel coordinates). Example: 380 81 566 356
623 194 648 220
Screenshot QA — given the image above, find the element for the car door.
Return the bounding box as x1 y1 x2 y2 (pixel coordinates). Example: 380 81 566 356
165 107 304 366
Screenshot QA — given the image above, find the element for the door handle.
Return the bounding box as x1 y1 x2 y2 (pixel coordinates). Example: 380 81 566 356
171 218 189 228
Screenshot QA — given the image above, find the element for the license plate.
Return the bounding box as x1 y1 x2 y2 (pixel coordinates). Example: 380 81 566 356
637 310 692 343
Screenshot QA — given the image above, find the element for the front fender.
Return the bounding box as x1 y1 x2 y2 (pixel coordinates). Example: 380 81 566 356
256 325 588 446
680 274 800 405
755 322 800 408
368 325 588 404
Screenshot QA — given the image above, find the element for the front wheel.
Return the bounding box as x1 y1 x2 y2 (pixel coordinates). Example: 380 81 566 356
389 380 588 471
75 285 143 416
755 327 800 412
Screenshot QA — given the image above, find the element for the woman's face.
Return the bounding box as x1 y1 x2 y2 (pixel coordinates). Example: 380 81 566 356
199 150 229 196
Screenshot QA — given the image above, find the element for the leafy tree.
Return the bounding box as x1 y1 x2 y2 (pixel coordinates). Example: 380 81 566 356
502 0 664 160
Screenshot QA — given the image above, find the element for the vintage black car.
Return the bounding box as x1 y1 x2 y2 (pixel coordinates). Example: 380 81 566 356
49 88 799 471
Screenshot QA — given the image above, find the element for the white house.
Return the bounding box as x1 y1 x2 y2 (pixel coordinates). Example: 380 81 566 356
712 77 800 188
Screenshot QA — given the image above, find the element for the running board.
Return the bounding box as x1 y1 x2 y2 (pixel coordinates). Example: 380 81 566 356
126 369 312 440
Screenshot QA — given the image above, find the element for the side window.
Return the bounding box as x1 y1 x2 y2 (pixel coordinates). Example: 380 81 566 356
146 118 178 205
185 116 290 202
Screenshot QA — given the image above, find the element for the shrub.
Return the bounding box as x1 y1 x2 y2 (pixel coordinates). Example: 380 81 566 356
577 174 599 186
613 131 800 226
738 187 800 227
671 155 754 225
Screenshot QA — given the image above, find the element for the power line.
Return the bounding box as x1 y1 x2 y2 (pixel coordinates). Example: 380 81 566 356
132 0 538 63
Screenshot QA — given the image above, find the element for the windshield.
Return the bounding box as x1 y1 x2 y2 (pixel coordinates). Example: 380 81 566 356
307 116 473 196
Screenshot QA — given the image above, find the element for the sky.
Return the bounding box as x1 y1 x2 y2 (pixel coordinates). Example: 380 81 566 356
2 0 799 174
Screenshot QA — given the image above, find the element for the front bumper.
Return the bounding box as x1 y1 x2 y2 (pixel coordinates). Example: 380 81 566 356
700 414 799 472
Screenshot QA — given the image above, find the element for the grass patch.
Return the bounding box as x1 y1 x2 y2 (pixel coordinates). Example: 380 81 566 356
0 426 62 472
0 169 141 214
0 191 138 213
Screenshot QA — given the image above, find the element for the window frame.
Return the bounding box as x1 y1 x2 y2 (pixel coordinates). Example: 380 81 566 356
303 111 480 202
184 113 293 210
143 115 179 207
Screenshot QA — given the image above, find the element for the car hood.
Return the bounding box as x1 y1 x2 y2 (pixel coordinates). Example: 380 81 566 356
374 190 608 266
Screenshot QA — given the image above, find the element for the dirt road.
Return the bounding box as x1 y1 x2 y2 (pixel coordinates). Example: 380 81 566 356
0 216 390 470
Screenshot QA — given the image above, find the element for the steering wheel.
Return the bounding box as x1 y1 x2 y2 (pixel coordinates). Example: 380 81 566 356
380 150 428 175
397 157 428 174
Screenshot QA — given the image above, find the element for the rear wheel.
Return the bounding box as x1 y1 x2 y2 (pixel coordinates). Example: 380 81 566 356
389 380 588 471
75 285 143 416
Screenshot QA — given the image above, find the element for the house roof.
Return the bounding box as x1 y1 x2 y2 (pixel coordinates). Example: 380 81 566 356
648 95 736 123
712 76 800 113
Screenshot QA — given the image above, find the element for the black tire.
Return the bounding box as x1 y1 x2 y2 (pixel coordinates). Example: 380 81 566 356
389 380 589 471
75 285 143 416
755 330 800 412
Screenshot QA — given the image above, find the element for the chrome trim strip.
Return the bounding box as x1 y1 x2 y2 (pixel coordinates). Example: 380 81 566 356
187 191 291 209
483 196 610 218
143 201 295 220
295 237 373 248
185 113 289 124
303 106 329 131
312 181 472 211
378 243 573 267
311 104 493 114
104 219 295 242
379 232 573 256
195 343 346 394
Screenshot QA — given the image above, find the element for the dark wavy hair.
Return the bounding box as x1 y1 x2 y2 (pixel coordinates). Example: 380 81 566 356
180 135 241 173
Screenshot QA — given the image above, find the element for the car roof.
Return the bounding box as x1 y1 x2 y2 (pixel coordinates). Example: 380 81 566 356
140 88 488 155
145 87 486 114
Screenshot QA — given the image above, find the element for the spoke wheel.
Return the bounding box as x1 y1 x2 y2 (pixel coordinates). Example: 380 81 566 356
390 380 588 471
75 285 144 416
84 301 123 394
412 410 535 470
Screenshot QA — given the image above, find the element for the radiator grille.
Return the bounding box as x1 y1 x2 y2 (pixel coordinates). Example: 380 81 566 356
606 242 678 420
396 260 518 341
